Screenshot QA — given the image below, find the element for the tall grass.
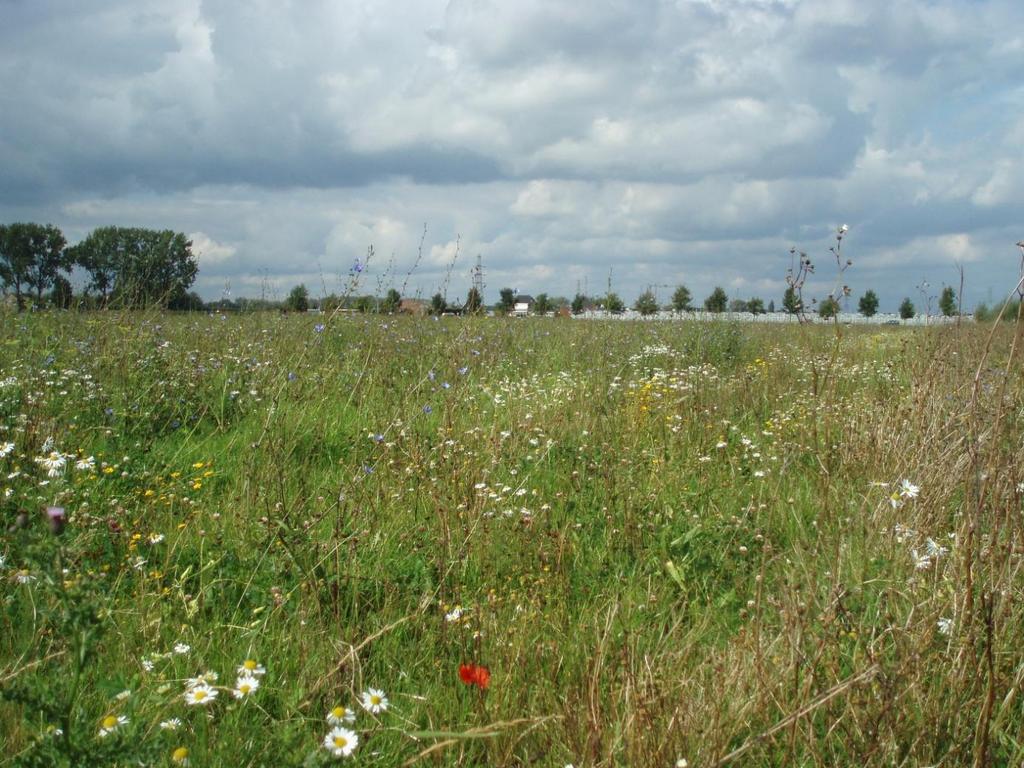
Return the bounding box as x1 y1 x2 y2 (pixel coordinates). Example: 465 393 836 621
0 310 1021 766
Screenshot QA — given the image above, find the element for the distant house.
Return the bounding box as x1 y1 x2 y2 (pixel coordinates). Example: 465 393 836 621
513 295 535 316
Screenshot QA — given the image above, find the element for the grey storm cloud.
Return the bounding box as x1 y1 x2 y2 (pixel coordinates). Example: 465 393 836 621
1 0 1022 310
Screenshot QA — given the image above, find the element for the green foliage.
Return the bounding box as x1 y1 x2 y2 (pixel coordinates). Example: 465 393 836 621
286 284 310 312
0 222 69 309
634 290 659 316
381 288 402 314
571 293 586 315
782 285 801 315
429 292 447 315
69 227 197 308
464 287 483 315
899 296 915 319
498 287 515 314
818 296 840 319
974 300 1021 322
939 286 957 317
50 275 74 310
605 292 625 313
704 286 727 313
534 293 552 315
671 285 692 312
0 313 1021 765
858 290 879 317
746 297 766 315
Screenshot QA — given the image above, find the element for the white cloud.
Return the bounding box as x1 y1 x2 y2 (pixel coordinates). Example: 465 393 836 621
1 0 1021 312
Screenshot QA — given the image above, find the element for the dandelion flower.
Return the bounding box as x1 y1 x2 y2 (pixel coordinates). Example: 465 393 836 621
323 726 359 758
233 674 260 699
237 659 266 677
184 683 218 706
327 705 356 725
360 688 388 714
172 746 190 765
98 714 128 737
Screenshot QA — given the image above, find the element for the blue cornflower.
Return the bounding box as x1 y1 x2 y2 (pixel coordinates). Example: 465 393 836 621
423 405 433 414
287 372 297 382
314 323 325 333
428 370 436 381
442 382 451 390
457 367 469 376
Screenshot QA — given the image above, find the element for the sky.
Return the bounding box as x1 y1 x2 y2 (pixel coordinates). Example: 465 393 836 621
1 0 1022 311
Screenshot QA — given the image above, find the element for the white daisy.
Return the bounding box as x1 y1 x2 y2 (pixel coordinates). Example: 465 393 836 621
36 451 66 477
327 705 356 725
323 726 359 758
98 714 128 737
444 605 463 622
237 659 266 677
147 533 165 545
184 683 218 706
0 441 14 458
173 642 191 655
360 688 388 714
233 674 260 699
159 718 182 731
937 617 953 635
75 455 96 472
900 479 920 499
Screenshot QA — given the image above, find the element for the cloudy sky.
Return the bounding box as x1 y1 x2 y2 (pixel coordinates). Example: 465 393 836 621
2 0 1022 310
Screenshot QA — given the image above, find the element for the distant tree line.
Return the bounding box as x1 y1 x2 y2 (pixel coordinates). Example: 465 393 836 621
0 222 198 310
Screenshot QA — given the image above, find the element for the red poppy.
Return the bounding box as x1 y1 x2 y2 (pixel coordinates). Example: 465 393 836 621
459 663 490 690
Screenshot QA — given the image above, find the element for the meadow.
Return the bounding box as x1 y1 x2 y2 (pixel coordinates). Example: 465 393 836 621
1 310 1022 767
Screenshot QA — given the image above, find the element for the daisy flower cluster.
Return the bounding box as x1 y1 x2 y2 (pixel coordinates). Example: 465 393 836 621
321 688 389 759
181 658 266 706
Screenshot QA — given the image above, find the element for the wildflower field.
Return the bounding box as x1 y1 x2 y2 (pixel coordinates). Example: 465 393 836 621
1 310 1022 766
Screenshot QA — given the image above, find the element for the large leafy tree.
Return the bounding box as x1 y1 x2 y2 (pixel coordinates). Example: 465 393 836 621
747 297 766 315
534 293 552 315
605 292 625 314
381 288 402 314
818 296 840 319
571 293 586 315
464 287 483 315
671 285 692 312
286 284 309 312
899 297 915 320
69 226 198 308
858 290 879 317
704 286 727 313
498 287 515 315
782 285 801 315
939 286 957 317
634 290 658 316
0 222 68 310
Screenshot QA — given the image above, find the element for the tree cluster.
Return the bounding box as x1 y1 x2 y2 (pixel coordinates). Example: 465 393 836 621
1 222 199 310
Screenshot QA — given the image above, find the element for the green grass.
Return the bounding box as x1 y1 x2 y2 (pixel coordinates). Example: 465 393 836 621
1 310 1022 767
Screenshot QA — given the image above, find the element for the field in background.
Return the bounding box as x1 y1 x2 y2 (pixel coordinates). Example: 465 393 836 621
1 311 1022 767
